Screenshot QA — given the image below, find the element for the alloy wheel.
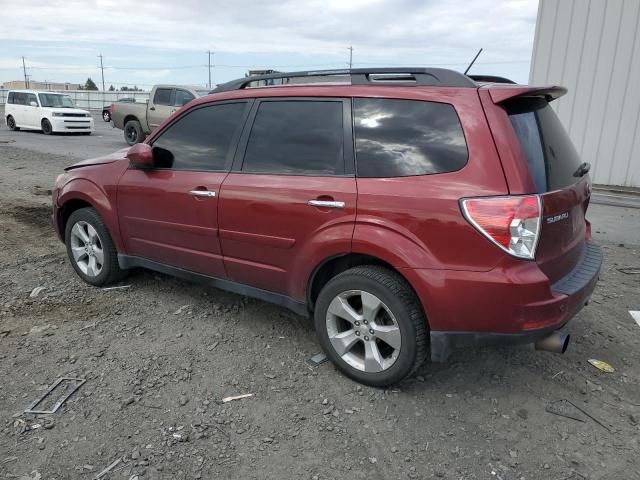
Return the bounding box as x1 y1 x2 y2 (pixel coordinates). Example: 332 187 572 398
325 290 402 373
69 221 104 277
125 125 137 143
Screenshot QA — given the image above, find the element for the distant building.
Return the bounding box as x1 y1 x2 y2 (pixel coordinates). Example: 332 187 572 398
0 80 78 90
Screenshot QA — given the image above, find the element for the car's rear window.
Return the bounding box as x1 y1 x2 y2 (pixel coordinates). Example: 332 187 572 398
507 98 583 193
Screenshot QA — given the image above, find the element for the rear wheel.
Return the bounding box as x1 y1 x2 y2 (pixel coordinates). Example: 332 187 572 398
314 266 428 386
124 120 144 146
7 115 19 131
102 110 111 122
41 118 53 135
64 207 127 286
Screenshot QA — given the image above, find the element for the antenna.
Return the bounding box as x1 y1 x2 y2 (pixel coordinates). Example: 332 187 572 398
463 48 483 75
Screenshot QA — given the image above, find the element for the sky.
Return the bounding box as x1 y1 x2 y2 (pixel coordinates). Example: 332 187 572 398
0 0 539 90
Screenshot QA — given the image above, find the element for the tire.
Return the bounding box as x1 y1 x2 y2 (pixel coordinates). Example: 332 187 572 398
124 119 144 146
41 118 53 135
102 110 111 122
6 115 19 131
314 266 428 387
64 207 127 286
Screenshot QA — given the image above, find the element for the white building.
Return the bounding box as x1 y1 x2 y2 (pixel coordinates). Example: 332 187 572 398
530 0 640 188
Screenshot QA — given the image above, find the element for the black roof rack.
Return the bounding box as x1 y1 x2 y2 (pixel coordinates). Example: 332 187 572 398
210 67 477 93
468 74 516 84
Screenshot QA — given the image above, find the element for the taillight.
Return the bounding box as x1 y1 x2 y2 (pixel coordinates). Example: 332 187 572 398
460 195 541 260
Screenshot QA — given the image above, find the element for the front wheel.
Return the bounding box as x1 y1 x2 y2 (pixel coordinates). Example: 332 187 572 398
7 115 19 131
314 266 428 387
41 118 53 135
65 207 127 286
102 110 111 122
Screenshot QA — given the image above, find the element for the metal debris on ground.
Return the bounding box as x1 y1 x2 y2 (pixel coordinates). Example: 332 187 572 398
94 457 122 479
102 285 132 291
545 399 611 432
306 353 329 367
588 359 615 373
24 377 86 414
618 267 640 275
630 311 640 327
221 393 254 403
29 286 46 298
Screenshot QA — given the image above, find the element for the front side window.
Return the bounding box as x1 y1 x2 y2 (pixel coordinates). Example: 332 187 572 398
174 89 195 107
39 94 73 108
26 93 39 106
242 100 344 175
152 102 247 171
153 88 173 106
354 98 468 178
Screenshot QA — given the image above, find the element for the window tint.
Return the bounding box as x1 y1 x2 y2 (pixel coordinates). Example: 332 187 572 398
26 93 38 106
507 99 582 192
174 89 195 107
354 98 468 178
242 101 344 175
13 92 27 105
8 92 14 104
153 88 173 106
151 103 246 171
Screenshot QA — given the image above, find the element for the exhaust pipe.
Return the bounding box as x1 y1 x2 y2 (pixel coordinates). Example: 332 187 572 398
535 332 570 354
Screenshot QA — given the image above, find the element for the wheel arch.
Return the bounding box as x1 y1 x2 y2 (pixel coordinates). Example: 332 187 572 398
57 181 124 252
123 115 140 126
307 253 430 329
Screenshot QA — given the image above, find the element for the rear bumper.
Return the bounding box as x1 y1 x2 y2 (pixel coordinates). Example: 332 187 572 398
406 241 603 362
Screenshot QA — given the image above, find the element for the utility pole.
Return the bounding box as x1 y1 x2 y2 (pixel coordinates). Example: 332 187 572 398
22 56 28 88
208 50 214 88
98 54 105 91
348 46 353 69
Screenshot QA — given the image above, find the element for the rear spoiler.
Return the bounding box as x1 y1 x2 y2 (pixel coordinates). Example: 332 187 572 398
485 85 567 104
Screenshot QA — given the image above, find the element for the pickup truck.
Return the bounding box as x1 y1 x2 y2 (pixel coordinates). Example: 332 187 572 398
111 85 210 145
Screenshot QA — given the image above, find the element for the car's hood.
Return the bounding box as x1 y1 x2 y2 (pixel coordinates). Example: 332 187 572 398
44 107 92 115
64 148 130 171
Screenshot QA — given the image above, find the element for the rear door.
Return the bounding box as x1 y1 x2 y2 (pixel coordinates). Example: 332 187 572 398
148 87 175 130
117 101 250 277
218 98 356 297
504 97 590 283
11 92 28 127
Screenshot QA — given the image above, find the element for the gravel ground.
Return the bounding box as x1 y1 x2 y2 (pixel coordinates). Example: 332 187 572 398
0 131 639 480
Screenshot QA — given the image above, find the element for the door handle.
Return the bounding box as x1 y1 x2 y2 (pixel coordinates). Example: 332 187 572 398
307 199 345 209
189 190 216 198
149 106 156 111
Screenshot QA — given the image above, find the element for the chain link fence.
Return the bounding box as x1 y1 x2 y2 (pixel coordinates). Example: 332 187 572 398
0 89 150 111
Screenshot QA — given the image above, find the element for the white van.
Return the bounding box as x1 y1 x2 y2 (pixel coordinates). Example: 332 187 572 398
4 90 94 135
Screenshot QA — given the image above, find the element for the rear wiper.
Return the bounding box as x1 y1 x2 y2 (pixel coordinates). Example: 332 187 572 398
573 162 591 177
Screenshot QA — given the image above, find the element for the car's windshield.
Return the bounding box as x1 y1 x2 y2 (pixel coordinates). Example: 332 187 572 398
39 94 75 108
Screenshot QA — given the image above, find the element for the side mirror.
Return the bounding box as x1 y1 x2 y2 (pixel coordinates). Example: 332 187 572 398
30 101 38 107
126 143 154 169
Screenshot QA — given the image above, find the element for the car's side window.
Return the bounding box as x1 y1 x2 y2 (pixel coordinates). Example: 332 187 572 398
153 88 173 106
14 93 26 105
7 92 14 104
353 98 468 178
26 93 38 106
174 89 195 107
241 100 344 175
151 102 247 171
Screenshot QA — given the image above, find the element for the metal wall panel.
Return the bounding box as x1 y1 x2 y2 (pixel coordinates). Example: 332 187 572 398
530 0 640 187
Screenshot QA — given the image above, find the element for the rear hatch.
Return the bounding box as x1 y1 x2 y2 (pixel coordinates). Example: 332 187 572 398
503 95 590 284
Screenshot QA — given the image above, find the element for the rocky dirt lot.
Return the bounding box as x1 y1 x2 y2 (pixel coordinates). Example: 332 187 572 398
0 138 639 480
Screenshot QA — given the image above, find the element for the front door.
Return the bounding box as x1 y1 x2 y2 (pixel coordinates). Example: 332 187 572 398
148 87 175 130
218 98 356 297
117 101 250 277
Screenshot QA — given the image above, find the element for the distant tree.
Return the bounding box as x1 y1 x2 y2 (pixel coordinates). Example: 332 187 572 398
108 85 115 91
84 78 98 91
120 86 129 91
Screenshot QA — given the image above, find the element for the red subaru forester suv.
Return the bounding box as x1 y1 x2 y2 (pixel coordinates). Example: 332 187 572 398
52 69 601 386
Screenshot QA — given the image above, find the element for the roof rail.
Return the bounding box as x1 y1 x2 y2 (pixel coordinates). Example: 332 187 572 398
468 74 517 84
211 67 477 93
